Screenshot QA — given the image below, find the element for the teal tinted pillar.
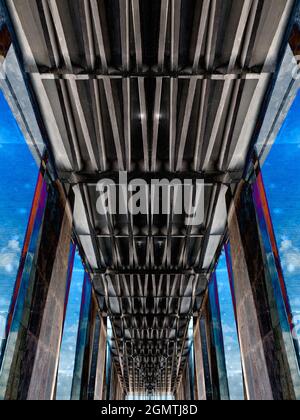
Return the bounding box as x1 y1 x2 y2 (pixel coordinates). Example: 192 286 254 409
0 174 74 400
206 274 230 400
88 315 107 400
194 317 212 400
71 274 93 400
227 178 300 400
71 275 106 401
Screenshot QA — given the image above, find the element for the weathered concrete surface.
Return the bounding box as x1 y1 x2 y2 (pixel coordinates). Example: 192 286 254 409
93 317 107 400
176 351 194 401
208 275 230 400
109 363 124 401
194 319 208 400
228 181 298 400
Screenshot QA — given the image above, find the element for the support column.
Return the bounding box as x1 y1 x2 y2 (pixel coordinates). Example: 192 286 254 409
109 363 116 400
71 274 107 401
184 362 191 400
176 361 192 400
0 174 74 400
194 318 213 400
227 178 300 400
115 373 124 400
71 275 94 400
0 23 11 62
88 316 107 400
202 275 229 400
106 327 112 400
109 363 123 400
176 375 184 400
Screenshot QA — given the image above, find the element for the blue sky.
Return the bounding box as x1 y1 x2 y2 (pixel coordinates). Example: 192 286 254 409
0 85 300 400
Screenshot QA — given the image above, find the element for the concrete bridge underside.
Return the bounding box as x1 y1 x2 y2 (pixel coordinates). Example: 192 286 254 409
0 0 300 400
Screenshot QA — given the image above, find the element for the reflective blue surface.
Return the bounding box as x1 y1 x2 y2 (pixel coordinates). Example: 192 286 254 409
56 251 85 400
216 252 244 400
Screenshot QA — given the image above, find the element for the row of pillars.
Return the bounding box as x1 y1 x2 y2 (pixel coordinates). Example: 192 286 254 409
180 164 300 401
0 167 120 400
2 7 300 400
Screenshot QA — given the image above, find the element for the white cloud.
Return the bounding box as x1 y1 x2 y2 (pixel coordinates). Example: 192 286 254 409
222 324 235 334
65 324 79 335
280 238 300 274
0 238 21 274
0 313 6 339
8 239 20 251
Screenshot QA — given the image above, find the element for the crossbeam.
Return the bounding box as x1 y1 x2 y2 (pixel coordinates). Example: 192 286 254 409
95 268 206 276
27 66 273 80
60 170 243 185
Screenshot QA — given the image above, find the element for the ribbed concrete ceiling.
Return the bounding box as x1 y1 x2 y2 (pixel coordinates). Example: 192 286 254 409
4 0 295 396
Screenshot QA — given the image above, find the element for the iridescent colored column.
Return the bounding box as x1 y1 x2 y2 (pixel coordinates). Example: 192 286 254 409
0 170 75 400
227 176 300 400
0 169 48 399
71 274 93 400
206 273 230 401
71 274 107 401
194 317 213 400
253 168 300 367
253 168 300 397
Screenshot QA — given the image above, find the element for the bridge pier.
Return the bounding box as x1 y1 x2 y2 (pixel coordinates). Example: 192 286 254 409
199 280 230 400
109 363 124 400
0 174 74 400
193 274 229 401
176 362 191 400
71 276 107 400
194 318 212 400
207 274 230 400
227 177 300 400
71 274 107 401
